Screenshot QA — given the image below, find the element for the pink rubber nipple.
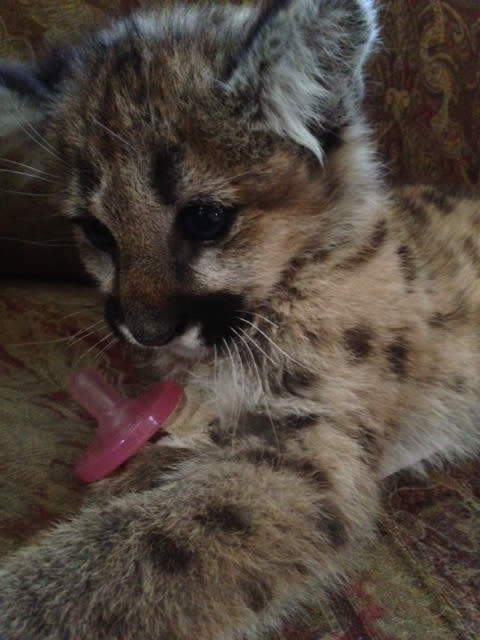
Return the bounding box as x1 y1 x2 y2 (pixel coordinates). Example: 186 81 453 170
69 368 183 483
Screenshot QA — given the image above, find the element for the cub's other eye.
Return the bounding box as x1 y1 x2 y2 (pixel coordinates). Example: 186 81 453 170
72 215 116 253
179 202 234 242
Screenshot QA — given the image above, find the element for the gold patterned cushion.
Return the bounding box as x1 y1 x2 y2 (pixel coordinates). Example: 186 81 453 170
366 0 480 191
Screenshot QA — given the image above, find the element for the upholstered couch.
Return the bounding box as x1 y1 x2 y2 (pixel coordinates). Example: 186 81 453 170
0 2 479 638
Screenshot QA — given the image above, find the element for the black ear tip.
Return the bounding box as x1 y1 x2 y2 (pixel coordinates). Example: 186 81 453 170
0 62 48 102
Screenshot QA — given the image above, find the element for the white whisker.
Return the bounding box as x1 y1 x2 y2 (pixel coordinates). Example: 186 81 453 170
248 311 280 330
92 335 118 365
240 317 309 371
1 189 54 197
76 331 114 364
0 168 57 183
93 118 134 151
0 236 75 247
236 325 278 367
0 157 57 178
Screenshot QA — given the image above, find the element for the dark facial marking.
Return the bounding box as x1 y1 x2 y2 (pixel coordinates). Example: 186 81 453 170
76 151 101 196
385 336 409 380
241 578 273 613
339 219 388 269
147 532 194 573
178 292 245 347
151 147 178 205
344 325 373 362
194 504 252 535
104 296 125 339
397 245 417 284
317 501 348 549
73 213 116 254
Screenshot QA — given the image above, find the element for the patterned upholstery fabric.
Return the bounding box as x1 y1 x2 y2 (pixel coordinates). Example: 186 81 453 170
366 0 480 191
0 2 479 638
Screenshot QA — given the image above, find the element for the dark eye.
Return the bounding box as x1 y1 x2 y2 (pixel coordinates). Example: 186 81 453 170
179 202 234 242
72 214 116 253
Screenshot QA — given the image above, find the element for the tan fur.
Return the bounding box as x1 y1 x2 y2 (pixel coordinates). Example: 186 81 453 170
0 2 478 638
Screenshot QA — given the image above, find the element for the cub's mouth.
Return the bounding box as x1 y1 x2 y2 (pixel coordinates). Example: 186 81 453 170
104 292 247 358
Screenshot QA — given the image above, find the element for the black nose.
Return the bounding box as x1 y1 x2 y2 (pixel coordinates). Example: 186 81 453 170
105 296 182 347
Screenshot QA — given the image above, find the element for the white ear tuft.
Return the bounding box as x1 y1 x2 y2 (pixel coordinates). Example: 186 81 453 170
225 0 378 161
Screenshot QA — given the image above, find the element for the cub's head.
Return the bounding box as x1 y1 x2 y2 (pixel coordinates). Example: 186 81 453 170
0 0 377 361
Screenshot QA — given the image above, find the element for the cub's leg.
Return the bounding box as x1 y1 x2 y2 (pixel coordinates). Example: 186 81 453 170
0 434 378 640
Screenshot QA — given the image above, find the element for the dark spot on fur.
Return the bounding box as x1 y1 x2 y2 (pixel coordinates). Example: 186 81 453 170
344 325 373 361
451 375 467 393
288 459 331 490
242 448 282 470
151 147 178 205
385 336 409 380
239 412 318 446
371 219 388 247
339 220 388 269
94 509 130 553
242 448 330 491
195 504 252 534
284 413 319 430
147 533 194 573
209 423 232 447
397 245 416 284
317 502 348 549
428 296 468 329
238 414 278 445
282 366 318 394
358 423 381 466
313 248 331 262
421 188 454 214
397 196 428 226
463 237 480 275
429 312 447 329
241 578 273 612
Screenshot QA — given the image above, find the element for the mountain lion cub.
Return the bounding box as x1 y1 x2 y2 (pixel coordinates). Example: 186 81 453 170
0 1 479 638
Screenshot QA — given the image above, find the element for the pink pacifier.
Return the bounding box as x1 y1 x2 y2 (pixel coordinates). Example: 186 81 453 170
69 368 183 483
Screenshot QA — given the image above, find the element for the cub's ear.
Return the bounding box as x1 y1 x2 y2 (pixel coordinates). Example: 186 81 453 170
224 0 377 161
0 47 75 105
0 47 76 139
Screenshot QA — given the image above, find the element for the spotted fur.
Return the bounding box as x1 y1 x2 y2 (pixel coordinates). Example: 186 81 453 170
0 1 479 639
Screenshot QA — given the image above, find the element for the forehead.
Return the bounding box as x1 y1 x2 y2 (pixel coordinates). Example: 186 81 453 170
50 7 314 219
55 8 256 159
